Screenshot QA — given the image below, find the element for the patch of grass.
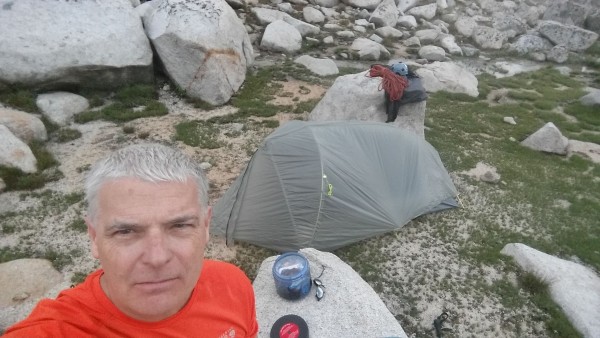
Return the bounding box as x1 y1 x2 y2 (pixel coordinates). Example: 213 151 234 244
301 39 321 52
192 99 217 110
292 98 320 114
517 272 583 337
43 249 74 270
259 120 279 128
71 271 89 285
75 85 167 123
0 141 62 191
532 100 555 111
563 102 600 131
174 120 224 149
507 90 541 101
207 114 242 125
0 246 77 271
0 246 30 263
54 128 82 143
1 222 17 234
230 67 287 118
40 116 60 135
68 218 87 233
0 88 38 112
30 141 59 170
21 190 85 215
114 84 156 105
227 242 276 281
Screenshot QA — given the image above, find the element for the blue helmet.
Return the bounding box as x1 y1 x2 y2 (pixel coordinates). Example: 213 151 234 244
391 62 408 76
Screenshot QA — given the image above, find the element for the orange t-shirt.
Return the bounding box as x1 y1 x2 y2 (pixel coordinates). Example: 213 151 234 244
3 260 258 338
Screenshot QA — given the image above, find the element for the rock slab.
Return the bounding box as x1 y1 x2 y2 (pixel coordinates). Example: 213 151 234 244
253 248 408 338
501 243 600 338
0 259 63 308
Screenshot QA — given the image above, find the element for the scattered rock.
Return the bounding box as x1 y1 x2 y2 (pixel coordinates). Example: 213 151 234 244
0 125 38 173
260 20 303 54
36 92 90 126
567 139 600 164
350 37 390 60
503 116 517 125
461 162 501 184
520 122 569 155
294 55 339 76
580 87 600 106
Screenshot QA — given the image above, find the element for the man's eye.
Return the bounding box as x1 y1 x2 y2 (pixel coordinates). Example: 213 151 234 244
114 229 133 236
173 223 192 229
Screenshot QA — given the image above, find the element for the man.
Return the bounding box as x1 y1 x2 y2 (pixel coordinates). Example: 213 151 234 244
4 143 258 337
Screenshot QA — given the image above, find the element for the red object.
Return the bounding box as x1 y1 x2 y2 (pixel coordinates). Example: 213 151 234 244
368 64 409 101
3 261 259 337
271 314 309 338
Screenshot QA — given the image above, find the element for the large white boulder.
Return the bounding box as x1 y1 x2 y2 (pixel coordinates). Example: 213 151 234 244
538 20 599 52
0 0 153 90
309 71 427 138
415 62 479 97
143 0 254 106
253 248 408 338
501 243 600 338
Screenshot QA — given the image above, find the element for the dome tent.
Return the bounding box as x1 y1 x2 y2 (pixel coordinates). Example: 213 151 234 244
211 121 458 252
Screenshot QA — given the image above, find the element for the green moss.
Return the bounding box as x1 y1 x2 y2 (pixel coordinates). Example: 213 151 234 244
0 88 38 113
174 120 224 149
54 128 82 143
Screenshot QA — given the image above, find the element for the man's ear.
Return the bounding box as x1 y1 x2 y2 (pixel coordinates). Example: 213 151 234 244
86 218 100 259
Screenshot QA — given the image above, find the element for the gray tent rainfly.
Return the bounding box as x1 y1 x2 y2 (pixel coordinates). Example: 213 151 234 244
211 120 458 252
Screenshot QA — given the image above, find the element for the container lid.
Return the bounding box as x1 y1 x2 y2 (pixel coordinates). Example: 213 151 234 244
270 314 309 338
272 252 308 279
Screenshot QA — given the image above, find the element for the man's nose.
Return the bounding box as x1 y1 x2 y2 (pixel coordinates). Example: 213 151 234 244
142 229 172 266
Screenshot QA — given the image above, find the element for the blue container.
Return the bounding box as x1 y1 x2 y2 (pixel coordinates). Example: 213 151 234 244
272 252 311 300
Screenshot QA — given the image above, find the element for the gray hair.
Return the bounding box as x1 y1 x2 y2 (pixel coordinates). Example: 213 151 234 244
85 143 209 222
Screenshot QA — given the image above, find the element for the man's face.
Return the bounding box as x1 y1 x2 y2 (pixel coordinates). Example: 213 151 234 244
87 177 211 322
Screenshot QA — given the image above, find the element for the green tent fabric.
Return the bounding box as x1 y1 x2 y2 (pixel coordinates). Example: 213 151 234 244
211 120 458 252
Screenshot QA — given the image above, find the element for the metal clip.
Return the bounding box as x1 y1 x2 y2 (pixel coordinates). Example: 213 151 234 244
314 278 325 301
